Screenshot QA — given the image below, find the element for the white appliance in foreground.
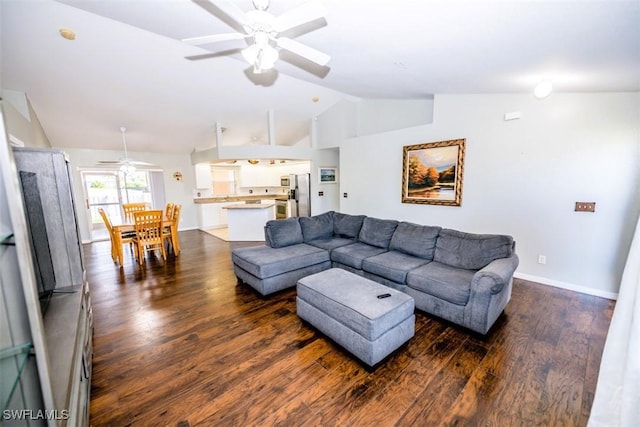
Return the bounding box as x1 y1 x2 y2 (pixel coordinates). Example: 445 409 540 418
288 173 311 217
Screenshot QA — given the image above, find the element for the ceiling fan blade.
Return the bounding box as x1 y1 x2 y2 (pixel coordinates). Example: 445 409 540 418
273 0 327 33
97 160 124 164
185 48 244 61
193 0 250 33
129 161 155 166
277 37 330 66
182 32 247 46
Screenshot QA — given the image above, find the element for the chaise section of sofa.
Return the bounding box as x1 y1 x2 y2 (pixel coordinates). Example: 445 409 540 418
232 218 330 296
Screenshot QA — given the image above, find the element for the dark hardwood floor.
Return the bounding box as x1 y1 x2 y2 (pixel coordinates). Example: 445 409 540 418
85 230 614 426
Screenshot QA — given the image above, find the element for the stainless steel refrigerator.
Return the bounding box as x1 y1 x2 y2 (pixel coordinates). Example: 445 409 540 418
288 173 310 217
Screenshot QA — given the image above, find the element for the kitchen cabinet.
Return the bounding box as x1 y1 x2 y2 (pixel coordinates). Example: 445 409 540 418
195 203 220 229
194 163 213 189
281 163 311 176
195 201 241 229
234 162 312 188
239 165 264 187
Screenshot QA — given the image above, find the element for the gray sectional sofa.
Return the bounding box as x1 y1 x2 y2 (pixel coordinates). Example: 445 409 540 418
232 211 519 335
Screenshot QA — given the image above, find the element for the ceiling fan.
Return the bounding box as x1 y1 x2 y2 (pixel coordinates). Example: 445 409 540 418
97 127 154 173
183 0 330 74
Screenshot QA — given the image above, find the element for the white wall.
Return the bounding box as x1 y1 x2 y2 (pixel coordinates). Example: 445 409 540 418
310 148 340 215
60 148 197 242
339 92 640 297
358 98 434 136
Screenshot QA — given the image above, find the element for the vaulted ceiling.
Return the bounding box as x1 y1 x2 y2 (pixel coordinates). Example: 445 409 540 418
1 0 639 155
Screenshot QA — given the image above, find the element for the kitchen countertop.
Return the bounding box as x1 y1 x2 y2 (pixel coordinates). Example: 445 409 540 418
221 203 275 210
194 194 288 204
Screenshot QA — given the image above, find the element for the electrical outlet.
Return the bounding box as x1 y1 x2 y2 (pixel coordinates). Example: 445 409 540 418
538 255 546 265
575 202 596 212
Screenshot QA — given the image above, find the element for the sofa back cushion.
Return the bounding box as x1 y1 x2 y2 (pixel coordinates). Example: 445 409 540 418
434 228 514 270
358 217 399 249
333 213 366 238
389 222 441 260
264 218 304 248
300 211 335 242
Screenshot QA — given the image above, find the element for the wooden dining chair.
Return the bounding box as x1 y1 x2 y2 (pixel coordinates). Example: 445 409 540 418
98 207 134 265
163 204 181 254
165 203 175 221
122 202 148 221
132 210 166 265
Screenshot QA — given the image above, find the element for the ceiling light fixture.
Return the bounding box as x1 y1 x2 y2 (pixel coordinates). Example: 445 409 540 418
534 80 553 99
120 163 136 175
248 159 260 165
182 0 329 75
241 30 279 73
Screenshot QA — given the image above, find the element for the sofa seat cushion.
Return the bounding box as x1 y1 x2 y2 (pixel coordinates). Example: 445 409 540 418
434 229 514 270
331 242 388 270
306 237 357 251
358 217 399 249
406 262 475 306
362 251 431 284
232 243 329 279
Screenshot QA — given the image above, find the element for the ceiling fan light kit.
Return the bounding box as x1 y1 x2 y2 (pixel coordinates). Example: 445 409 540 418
534 80 553 99
252 0 270 11
97 126 154 172
184 0 330 74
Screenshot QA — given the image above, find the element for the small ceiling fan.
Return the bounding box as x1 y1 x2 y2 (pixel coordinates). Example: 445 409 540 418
182 0 330 74
97 127 154 172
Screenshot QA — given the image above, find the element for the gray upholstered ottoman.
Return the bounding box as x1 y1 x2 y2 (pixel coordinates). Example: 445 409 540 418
296 268 415 367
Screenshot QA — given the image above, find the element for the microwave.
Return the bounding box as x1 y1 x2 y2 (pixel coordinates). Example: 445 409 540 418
280 175 290 187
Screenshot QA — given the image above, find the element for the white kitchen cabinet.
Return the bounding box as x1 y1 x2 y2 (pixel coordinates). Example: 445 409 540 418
239 165 282 187
237 162 310 188
273 162 311 178
195 163 213 189
239 165 266 187
195 203 220 229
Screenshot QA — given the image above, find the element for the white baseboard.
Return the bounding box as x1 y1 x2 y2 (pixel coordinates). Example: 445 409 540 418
514 272 618 300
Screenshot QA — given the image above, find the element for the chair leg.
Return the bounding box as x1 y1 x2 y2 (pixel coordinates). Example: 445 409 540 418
160 241 167 261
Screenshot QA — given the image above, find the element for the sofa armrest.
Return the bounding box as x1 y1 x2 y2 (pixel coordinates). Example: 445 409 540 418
471 254 519 295
464 254 519 334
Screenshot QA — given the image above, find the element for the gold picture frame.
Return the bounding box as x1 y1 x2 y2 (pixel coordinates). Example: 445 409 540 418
402 138 465 206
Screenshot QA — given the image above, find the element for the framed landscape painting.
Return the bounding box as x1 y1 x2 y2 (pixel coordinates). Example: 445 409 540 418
401 138 465 206
319 167 338 184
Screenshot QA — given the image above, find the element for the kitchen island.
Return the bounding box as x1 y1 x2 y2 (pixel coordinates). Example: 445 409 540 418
222 203 275 241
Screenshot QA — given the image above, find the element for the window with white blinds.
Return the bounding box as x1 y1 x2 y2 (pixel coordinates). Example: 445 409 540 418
210 166 238 196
